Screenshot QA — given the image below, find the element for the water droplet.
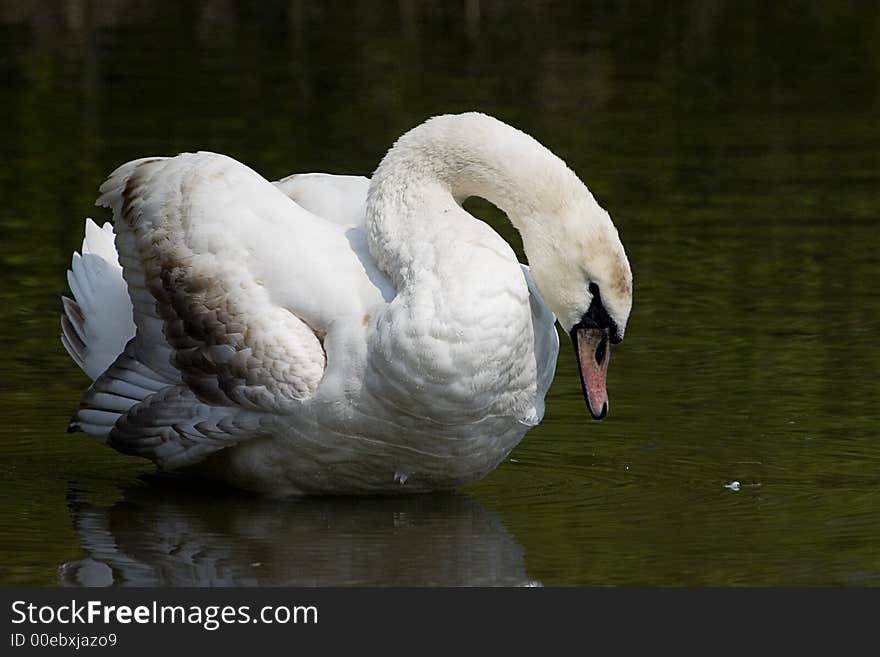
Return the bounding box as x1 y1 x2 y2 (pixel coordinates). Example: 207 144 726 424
724 481 741 491
394 471 408 485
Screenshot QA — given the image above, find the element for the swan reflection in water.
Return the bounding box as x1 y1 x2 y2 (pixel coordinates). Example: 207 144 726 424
59 477 537 587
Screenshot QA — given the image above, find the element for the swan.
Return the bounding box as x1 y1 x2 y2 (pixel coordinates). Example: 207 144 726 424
61 112 633 495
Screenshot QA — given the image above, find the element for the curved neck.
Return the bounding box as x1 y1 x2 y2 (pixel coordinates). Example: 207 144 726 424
365 113 589 286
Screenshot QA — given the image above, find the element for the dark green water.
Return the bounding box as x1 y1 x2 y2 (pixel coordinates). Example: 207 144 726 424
1 1 878 586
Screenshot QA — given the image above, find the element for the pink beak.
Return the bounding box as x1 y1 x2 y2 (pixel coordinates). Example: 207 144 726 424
573 327 610 420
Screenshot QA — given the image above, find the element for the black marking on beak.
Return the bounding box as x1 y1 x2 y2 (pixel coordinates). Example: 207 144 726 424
575 283 622 343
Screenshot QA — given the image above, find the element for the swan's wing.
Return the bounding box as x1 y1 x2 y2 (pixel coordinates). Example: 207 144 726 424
273 173 369 227
72 152 375 468
521 264 560 423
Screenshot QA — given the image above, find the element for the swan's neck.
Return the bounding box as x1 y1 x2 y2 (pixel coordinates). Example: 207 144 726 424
366 113 591 288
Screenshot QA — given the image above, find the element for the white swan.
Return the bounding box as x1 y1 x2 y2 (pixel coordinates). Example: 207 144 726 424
61 112 632 495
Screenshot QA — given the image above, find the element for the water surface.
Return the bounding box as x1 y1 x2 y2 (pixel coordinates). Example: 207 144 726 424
1 1 878 585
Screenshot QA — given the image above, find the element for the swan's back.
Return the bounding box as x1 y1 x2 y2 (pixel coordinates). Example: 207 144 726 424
274 173 369 227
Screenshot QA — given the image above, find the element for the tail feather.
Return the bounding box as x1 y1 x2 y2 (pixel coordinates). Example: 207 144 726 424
60 296 87 367
61 218 136 380
82 215 119 261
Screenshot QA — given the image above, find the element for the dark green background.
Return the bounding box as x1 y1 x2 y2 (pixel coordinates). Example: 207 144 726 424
1 0 878 585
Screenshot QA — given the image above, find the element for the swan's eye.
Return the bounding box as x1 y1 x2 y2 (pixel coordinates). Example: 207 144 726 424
589 282 600 297
595 334 608 365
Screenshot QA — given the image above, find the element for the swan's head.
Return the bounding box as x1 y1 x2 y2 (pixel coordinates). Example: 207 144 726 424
523 195 633 421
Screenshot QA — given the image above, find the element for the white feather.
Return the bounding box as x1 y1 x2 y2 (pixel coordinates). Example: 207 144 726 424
61 218 136 380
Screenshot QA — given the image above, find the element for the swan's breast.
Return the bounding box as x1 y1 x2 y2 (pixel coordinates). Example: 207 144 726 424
365 232 539 426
